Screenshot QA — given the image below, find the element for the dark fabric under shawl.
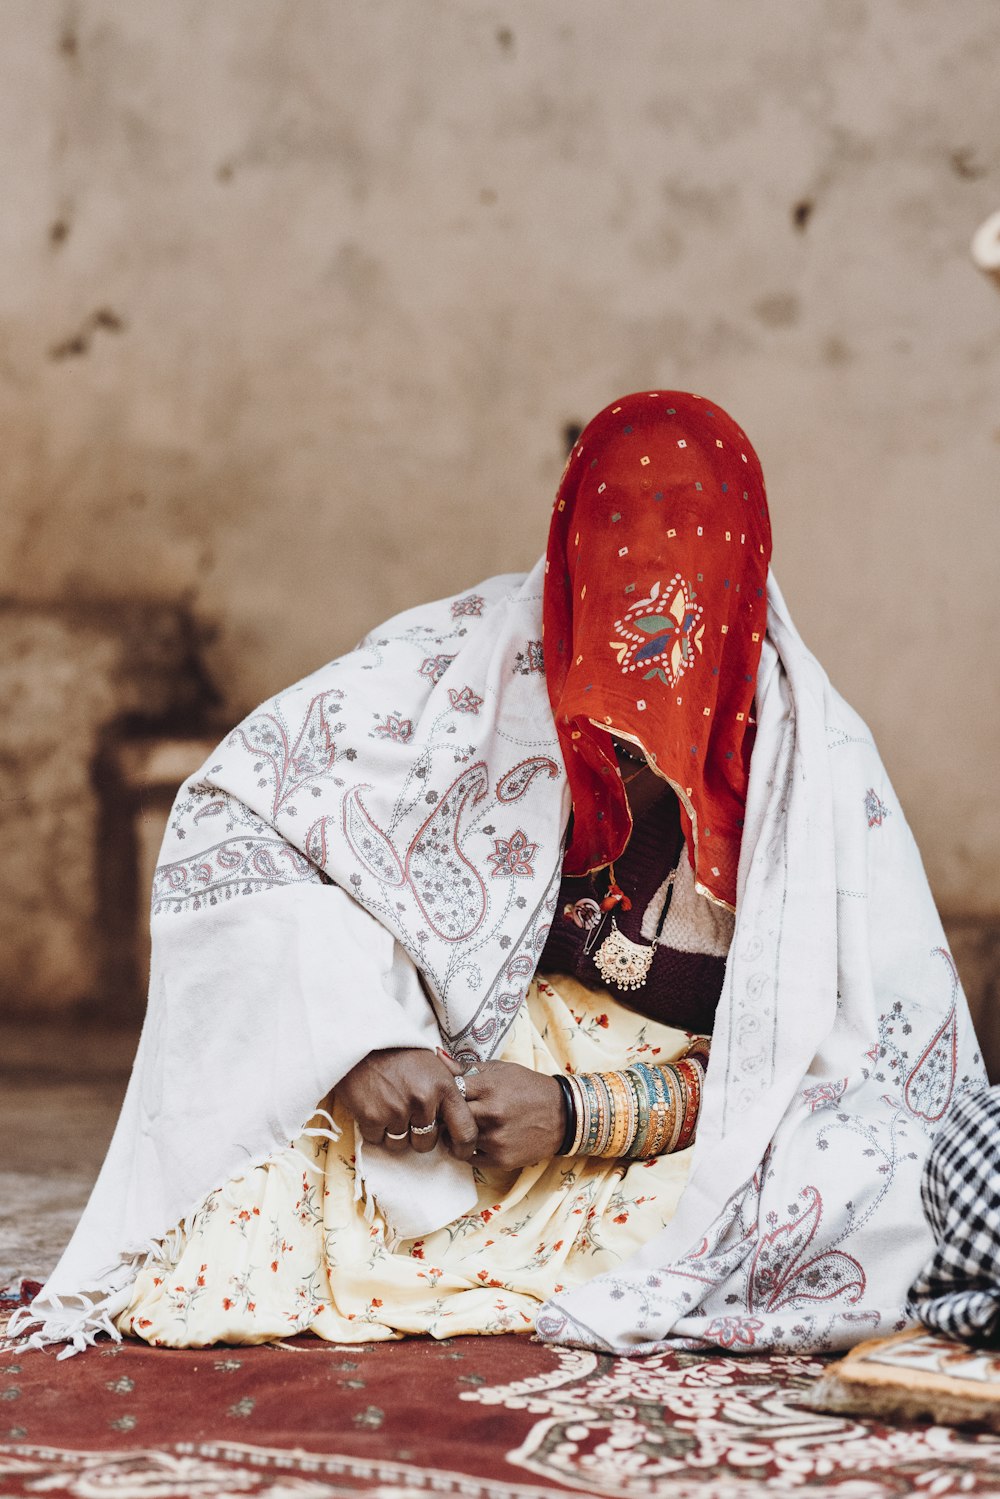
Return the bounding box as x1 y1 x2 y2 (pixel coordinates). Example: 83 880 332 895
539 788 726 1035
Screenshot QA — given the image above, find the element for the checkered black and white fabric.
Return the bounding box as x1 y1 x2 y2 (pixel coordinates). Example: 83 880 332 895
909 1086 1000 1341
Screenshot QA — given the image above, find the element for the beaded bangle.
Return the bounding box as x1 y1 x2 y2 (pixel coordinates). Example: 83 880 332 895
640 1061 674 1157
591 1072 612 1156
674 1058 703 1151
628 1065 652 1159
626 1063 653 1157
626 1062 653 1157
656 1064 678 1156
662 1064 684 1154
555 1074 577 1156
605 1069 635 1158
579 1072 603 1155
567 1072 588 1155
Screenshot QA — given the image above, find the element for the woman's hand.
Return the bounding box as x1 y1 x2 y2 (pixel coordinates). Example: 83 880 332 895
336 1047 479 1161
446 1059 566 1170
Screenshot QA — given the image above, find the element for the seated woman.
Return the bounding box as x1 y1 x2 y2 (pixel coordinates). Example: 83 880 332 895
14 391 984 1357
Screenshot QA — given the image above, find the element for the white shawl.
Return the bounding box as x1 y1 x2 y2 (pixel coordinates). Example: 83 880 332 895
12 566 983 1356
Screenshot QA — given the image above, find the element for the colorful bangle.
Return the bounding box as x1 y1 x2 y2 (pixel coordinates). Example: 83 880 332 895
674 1058 703 1151
579 1072 603 1155
645 1061 674 1156
605 1070 635 1158
591 1072 612 1156
563 1055 706 1161
663 1064 685 1153
628 1065 652 1159
567 1072 588 1155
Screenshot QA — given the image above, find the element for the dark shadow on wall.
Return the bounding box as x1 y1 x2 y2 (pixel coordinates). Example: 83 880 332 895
0 599 229 1027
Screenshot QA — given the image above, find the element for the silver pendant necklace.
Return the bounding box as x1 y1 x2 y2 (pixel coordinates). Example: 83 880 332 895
592 867 676 991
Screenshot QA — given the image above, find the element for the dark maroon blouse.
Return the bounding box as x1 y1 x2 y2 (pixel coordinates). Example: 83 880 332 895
538 792 727 1035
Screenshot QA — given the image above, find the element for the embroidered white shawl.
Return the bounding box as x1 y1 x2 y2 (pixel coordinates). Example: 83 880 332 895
13 564 983 1356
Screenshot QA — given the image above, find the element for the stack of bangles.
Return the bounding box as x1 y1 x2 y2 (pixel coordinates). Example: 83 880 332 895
553 1054 705 1159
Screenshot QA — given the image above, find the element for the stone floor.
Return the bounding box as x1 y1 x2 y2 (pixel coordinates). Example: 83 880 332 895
0 1024 140 1289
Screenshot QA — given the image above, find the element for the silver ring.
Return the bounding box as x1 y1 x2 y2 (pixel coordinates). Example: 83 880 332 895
463 1066 481 1076
410 1119 438 1136
384 1128 409 1141
454 1075 467 1098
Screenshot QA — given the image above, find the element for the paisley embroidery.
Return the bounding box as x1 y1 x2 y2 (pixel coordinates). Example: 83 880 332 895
342 788 406 887
405 764 490 940
747 1187 865 1313
234 691 343 820
342 769 494 941
904 948 959 1123
610 575 705 687
153 838 319 912
496 757 561 803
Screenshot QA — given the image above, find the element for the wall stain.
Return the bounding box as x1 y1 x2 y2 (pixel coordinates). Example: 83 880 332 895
58 0 80 62
822 335 854 366
49 307 127 361
753 293 801 330
950 147 987 181
792 199 815 231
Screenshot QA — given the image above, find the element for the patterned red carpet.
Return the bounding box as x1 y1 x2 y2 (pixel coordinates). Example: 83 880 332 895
5 1293 1000 1497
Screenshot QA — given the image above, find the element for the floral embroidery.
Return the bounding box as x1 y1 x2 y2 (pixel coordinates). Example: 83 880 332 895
451 593 485 618
801 1078 847 1113
704 1314 765 1349
513 640 544 675
447 685 484 714
865 788 890 827
372 712 414 743
418 654 455 684
488 830 539 878
611 575 705 687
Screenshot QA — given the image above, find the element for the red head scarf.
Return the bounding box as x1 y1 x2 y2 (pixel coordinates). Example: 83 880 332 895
543 391 772 911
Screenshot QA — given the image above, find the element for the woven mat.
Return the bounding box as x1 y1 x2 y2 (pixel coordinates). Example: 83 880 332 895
6 1300 1000 1497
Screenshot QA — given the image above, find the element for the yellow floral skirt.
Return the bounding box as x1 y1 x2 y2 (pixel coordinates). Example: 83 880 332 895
116 976 696 1347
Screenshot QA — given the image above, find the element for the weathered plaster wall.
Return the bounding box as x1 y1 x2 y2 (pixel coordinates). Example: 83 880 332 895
1 0 999 1016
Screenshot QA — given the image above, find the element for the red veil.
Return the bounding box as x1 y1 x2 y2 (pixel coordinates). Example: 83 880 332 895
543 391 772 911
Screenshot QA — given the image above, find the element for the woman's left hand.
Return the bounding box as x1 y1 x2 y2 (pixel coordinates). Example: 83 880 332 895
446 1058 566 1170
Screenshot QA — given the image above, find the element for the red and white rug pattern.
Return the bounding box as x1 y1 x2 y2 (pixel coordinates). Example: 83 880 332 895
5 1309 1000 1497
